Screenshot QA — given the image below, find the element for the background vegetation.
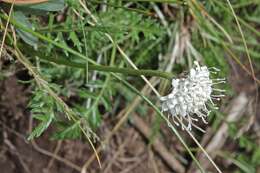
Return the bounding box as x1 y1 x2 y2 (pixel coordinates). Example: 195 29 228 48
0 0 259 172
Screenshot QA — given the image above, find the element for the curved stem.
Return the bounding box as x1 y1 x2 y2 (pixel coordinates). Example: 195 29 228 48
0 14 173 80
40 55 173 80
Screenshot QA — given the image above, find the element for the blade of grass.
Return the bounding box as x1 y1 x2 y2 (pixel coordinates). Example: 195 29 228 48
225 0 259 122
16 41 205 172
14 46 102 168
0 0 15 59
2 9 204 172
189 0 233 43
212 0 260 37
225 0 256 82
114 74 205 173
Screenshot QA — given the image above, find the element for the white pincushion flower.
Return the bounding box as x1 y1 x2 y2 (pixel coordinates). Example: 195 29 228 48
160 61 225 131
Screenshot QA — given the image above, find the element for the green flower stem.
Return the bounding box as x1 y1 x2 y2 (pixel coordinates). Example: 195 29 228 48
40 55 173 80
2 13 204 171
114 74 205 172
0 14 173 80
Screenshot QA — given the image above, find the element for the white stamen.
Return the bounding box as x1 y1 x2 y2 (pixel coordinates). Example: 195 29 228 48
211 94 225 97
213 78 226 81
213 80 226 85
209 71 218 74
213 88 226 92
208 67 220 72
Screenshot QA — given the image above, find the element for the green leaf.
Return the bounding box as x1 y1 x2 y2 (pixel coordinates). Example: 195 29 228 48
69 31 82 52
89 108 101 129
28 112 54 140
25 0 65 12
101 96 112 112
252 148 260 165
52 121 81 140
78 89 98 99
13 11 38 48
65 0 80 8
56 32 69 56
235 155 255 173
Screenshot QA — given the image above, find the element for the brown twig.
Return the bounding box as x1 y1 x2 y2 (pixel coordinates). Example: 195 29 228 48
0 120 28 142
81 77 159 172
148 149 160 173
131 114 185 173
3 132 32 173
44 141 63 172
28 116 82 172
103 129 135 173
118 154 146 173
188 92 248 173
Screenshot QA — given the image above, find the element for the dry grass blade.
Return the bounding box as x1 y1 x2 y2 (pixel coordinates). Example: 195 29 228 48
131 113 185 173
190 0 233 43
0 0 15 60
174 116 222 173
225 0 259 127
81 77 159 172
224 45 260 85
10 46 101 169
188 93 248 172
225 0 256 83
28 116 82 172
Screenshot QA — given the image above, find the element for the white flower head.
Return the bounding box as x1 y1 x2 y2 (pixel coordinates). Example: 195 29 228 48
160 61 225 131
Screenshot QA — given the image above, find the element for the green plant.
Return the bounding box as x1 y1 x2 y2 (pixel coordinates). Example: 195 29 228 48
1 0 259 172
